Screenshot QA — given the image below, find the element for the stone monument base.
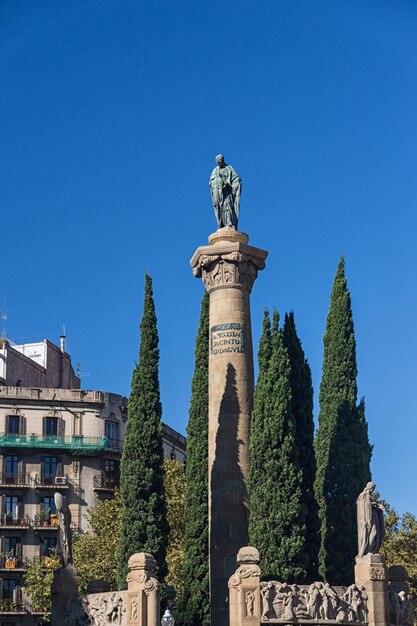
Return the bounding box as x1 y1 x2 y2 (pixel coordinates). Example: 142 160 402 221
51 565 79 626
355 554 390 626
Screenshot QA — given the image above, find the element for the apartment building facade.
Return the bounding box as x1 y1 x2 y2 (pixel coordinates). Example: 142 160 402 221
0 338 186 625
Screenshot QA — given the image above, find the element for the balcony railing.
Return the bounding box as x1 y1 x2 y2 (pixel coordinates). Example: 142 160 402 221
0 514 31 529
33 473 69 489
93 473 118 491
0 433 123 455
0 600 25 614
33 513 59 529
0 471 31 487
0 555 29 570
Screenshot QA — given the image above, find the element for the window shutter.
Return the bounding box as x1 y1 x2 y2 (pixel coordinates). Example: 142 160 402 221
0 577 3 600
19 415 26 435
17 501 24 520
14 584 22 604
4 414 8 432
42 416 47 436
0 536 5 553
0 495 5 517
57 459 64 478
18 459 24 482
58 418 65 437
16 541 22 561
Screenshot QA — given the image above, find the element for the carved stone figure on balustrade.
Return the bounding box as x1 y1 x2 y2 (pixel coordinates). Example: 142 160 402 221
261 582 274 621
245 591 255 617
307 583 322 619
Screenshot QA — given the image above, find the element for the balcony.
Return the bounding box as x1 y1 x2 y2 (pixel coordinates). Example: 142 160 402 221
0 556 29 571
33 513 59 531
0 433 122 455
0 472 31 488
0 514 31 530
0 600 26 615
93 473 118 492
33 473 69 490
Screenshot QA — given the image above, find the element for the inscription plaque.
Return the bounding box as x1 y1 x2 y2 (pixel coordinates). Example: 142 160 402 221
211 323 244 356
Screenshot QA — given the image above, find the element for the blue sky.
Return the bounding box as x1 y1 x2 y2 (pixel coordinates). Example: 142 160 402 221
1 1 416 515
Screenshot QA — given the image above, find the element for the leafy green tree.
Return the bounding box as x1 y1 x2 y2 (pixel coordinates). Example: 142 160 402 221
116 274 168 589
73 490 123 593
314 257 372 584
177 293 210 626
24 549 61 617
163 459 186 597
283 311 319 580
249 310 307 581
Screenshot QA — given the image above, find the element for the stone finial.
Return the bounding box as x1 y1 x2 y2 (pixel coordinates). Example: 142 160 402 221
128 552 157 574
237 546 260 565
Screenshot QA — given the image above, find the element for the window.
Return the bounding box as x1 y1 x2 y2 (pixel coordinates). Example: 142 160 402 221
2 579 17 600
104 459 119 485
41 537 56 557
44 417 58 436
4 537 19 556
43 457 58 481
42 496 56 520
5 496 20 521
6 416 20 435
105 421 118 441
5 456 19 480
170 452 176 460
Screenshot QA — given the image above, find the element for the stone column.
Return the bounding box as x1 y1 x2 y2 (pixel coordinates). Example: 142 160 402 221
355 554 390 626
191 227 268 626
126 552 160 626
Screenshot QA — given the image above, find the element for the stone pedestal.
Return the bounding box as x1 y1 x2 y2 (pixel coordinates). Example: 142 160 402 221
228 547 261 626
355 554 390 626
51 565 79 626
126 552 160 626
191 227 268 626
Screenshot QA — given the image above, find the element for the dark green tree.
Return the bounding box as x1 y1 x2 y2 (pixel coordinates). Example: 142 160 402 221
177 293 210 626
249 310 307 581
283 312 319 581
314 257 372 584
116 274 168 589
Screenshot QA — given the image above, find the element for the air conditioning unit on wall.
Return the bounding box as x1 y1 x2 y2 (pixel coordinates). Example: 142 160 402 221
54 476 67 484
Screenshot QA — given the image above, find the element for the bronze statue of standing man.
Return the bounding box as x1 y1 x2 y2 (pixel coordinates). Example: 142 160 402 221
209 154 242 229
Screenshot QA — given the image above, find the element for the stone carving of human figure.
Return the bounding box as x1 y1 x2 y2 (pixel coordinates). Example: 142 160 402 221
357 482 385 558
54 492 72 566
261 582 274 620
209 154 242 229
245 591 255 617
131 596 138 622
307 583 322 619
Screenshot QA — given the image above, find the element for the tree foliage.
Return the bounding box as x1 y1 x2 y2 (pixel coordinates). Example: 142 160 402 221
177 292 210 626
283 311 319 581
381 504 417 609
163 459 186 597
24 549 61 616
116 273 168 589
314 257 372 584
249 310 307 581
73 490 123 594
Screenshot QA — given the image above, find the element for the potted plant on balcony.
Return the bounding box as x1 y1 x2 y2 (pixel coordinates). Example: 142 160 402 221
4 511 13 526
40 506 51 526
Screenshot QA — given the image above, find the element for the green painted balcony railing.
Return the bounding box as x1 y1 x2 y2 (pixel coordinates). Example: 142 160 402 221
0 433 123 455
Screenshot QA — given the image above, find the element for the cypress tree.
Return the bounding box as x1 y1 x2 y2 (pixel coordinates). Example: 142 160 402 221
249 310 307 581
177 293 210 626
283 312 319 581
314 257 372 584
116 274 168 589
